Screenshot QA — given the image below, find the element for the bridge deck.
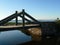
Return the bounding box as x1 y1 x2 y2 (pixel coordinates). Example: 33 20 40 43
0 24 40 31
0 24 39 28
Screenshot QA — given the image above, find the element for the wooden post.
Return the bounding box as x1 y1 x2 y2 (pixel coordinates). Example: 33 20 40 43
22 9 25 30
15 11 18 25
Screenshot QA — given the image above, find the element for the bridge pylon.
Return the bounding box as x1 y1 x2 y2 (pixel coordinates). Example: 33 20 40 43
22 9 25 30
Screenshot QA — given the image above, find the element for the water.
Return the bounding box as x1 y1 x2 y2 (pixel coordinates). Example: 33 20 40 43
0 30 31 45
0 20 57 45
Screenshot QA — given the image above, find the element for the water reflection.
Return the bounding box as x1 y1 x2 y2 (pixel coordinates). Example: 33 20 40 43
0 30 31 45
0 30 60 45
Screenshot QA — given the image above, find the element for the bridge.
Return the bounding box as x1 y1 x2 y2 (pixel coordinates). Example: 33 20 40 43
0 9 57 37
0 9 41 32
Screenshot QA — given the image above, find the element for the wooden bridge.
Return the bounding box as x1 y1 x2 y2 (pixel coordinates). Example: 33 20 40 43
0 9 57 37
0 9 41 31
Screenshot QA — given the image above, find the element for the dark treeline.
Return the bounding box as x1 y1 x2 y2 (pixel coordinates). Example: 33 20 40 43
55 20 60 36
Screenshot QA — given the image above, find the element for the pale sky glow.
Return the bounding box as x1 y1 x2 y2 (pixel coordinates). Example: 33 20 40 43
0 0 60 20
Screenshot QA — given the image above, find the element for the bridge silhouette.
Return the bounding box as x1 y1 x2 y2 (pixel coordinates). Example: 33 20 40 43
0 9 41 31
0 9 57 37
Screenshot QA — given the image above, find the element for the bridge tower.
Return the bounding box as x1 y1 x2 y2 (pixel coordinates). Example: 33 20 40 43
22 9 25 30
15 11 18 25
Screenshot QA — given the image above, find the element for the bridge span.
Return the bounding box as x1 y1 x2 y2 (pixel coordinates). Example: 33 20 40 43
0 9 41 31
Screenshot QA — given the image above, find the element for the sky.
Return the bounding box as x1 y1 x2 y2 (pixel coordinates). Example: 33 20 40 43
0 0 60 20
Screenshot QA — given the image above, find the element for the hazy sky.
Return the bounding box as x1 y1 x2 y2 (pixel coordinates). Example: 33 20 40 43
0 0 60 20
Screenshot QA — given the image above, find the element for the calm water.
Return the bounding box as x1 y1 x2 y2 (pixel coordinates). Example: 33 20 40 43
0 20 57 45
0 30 31 45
